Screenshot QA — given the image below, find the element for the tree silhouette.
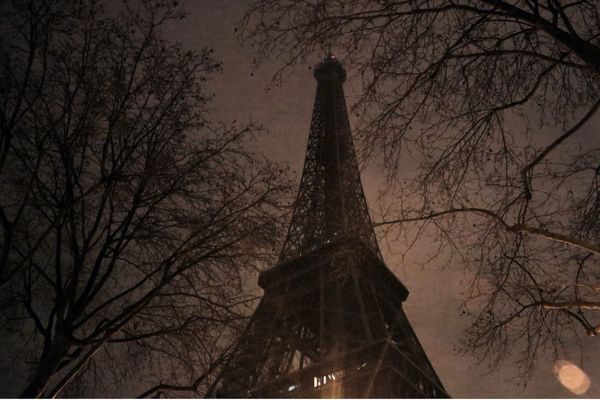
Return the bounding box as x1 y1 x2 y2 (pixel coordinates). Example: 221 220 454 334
0 0 290 397
240 0 600 373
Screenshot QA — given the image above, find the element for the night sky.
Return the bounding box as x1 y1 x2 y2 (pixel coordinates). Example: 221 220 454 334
164 1 600 398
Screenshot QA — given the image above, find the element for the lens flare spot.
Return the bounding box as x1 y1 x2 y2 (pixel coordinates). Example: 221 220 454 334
553 360 591 395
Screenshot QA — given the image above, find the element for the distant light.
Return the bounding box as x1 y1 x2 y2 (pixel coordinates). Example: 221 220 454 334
553 360 591 395
288 385 297 392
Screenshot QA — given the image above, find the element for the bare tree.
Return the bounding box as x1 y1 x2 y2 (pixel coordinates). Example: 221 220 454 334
239 0 600 373
0 0 290 397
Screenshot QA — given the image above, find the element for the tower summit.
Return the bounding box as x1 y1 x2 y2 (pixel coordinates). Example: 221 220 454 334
218 55 449 398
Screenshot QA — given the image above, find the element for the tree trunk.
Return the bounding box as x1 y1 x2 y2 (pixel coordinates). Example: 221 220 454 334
20 344 66 398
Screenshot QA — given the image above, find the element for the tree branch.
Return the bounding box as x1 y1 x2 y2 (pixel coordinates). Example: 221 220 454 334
521 98 600 199
375 207 600 255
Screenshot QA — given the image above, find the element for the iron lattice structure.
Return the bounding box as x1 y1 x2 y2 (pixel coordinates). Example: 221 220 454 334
279 56 378 261
218 55 449 398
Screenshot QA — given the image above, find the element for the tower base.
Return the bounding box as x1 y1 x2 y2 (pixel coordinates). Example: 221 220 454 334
223 339 448 398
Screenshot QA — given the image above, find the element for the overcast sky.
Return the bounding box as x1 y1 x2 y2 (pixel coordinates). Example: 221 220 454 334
165 1 600 397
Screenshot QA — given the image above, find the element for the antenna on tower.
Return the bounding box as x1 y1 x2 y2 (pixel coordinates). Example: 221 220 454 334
326 43 335 60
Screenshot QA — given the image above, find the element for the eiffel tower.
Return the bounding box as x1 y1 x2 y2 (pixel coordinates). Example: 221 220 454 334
219 54 449 398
